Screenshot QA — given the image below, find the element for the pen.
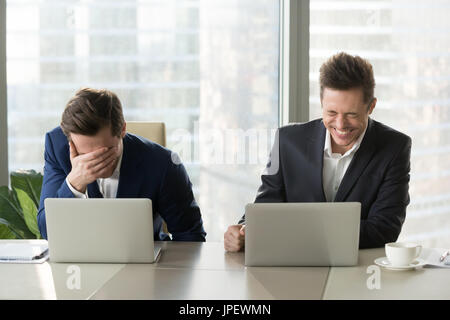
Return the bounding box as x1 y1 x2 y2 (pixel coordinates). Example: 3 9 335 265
33 249 49 260
439 250 449 262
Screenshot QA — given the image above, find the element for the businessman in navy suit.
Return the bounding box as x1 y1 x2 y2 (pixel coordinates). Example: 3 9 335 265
224 52 411 251
37 87 206 241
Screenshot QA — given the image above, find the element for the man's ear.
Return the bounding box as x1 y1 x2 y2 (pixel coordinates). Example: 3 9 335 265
368 98 377 115
121 122 127 138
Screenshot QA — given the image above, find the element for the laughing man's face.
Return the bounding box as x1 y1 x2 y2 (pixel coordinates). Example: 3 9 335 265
321 87 376 155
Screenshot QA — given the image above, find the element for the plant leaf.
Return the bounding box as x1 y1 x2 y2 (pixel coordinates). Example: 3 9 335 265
15 189 41 239
0 219 17 239
0 218 24 239
0 186 34 239
10 170 43 209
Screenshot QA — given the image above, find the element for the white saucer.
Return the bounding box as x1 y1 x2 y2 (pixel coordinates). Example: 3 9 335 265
374 257 427 270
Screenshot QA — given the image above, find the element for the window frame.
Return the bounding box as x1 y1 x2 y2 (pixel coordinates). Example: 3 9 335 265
0 0 8 186
279 0 310 126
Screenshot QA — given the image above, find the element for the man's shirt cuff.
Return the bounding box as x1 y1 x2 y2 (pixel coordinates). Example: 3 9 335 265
65 177 89 198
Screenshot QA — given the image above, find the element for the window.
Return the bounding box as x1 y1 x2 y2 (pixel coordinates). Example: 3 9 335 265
310 0 450 247
7 0 280 241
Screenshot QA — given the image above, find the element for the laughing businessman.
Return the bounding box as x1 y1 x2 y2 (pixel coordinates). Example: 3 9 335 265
224 52 411 251
37 88 206 241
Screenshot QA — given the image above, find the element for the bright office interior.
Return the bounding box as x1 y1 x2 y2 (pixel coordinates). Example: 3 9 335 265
0 0 449 248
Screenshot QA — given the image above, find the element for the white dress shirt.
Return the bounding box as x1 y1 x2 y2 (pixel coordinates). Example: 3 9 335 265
66 153 123 199
322 127 367 202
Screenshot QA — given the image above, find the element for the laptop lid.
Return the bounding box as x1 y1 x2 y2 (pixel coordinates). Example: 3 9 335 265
45 198 160 263
245 202 361 267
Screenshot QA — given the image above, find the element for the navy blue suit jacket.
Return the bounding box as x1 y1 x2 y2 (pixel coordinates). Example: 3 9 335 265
37 127 206 242
239 118 411 249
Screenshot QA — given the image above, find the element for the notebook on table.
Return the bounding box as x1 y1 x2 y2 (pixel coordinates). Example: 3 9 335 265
0 243 49 264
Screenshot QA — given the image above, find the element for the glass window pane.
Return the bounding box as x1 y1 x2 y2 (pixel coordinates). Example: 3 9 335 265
7 0 280 242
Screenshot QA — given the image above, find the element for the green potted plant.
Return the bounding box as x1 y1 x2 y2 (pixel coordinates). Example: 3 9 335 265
0 170 43 239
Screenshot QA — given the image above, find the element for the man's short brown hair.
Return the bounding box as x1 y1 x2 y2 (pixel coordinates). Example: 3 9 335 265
319 52 376 105
61 88 125 138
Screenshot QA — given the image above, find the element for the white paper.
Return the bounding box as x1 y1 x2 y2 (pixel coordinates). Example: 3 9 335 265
0 243 48 262
421 247 450 268
0 254 49 264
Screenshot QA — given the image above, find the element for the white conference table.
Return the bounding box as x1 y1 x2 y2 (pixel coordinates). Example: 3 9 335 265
323 247 450 300
1 240 449 300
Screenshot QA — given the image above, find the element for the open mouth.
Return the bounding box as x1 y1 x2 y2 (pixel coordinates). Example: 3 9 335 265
334 128 354 138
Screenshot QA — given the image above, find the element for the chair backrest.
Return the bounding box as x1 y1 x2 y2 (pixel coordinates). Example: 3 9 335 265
126 121 166 147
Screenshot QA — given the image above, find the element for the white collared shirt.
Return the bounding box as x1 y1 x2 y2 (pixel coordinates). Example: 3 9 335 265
322 127 367 202
66 153 123 199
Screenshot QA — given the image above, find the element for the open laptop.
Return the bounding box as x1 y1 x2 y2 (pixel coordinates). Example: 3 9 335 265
45 198 161 263
245 202 361 267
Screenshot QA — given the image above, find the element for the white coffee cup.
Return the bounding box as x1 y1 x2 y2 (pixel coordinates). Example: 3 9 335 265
385 242 422 267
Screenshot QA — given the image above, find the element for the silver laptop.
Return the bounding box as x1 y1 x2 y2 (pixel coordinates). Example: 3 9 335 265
45 198 161 263
245 202 361 267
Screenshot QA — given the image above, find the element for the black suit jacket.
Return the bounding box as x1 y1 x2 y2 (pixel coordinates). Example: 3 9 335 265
239 118 411 249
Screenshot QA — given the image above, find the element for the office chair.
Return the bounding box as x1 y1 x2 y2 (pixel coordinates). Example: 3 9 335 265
126 121 166 147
